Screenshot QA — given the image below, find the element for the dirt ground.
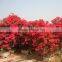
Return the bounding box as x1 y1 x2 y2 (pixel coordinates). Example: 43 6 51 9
0 51 62 62
0 51 41 62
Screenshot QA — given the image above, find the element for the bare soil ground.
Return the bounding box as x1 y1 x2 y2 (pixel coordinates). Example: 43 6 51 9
0 51 62 62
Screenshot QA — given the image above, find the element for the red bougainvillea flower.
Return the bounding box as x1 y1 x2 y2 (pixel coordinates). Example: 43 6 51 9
0 14 62 57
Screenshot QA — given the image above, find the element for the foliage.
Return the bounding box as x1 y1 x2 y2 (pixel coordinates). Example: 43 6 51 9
0 14 62 57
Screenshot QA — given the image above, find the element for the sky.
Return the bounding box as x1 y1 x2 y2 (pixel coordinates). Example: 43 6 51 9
0 0 62 21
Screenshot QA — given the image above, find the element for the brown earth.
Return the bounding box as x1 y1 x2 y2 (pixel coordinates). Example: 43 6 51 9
0 51 62 62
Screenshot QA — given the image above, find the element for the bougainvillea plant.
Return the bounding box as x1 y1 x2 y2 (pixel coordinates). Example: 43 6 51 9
0 14 62 58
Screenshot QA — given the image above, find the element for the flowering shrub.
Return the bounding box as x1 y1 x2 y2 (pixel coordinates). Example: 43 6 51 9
0 14 62 57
